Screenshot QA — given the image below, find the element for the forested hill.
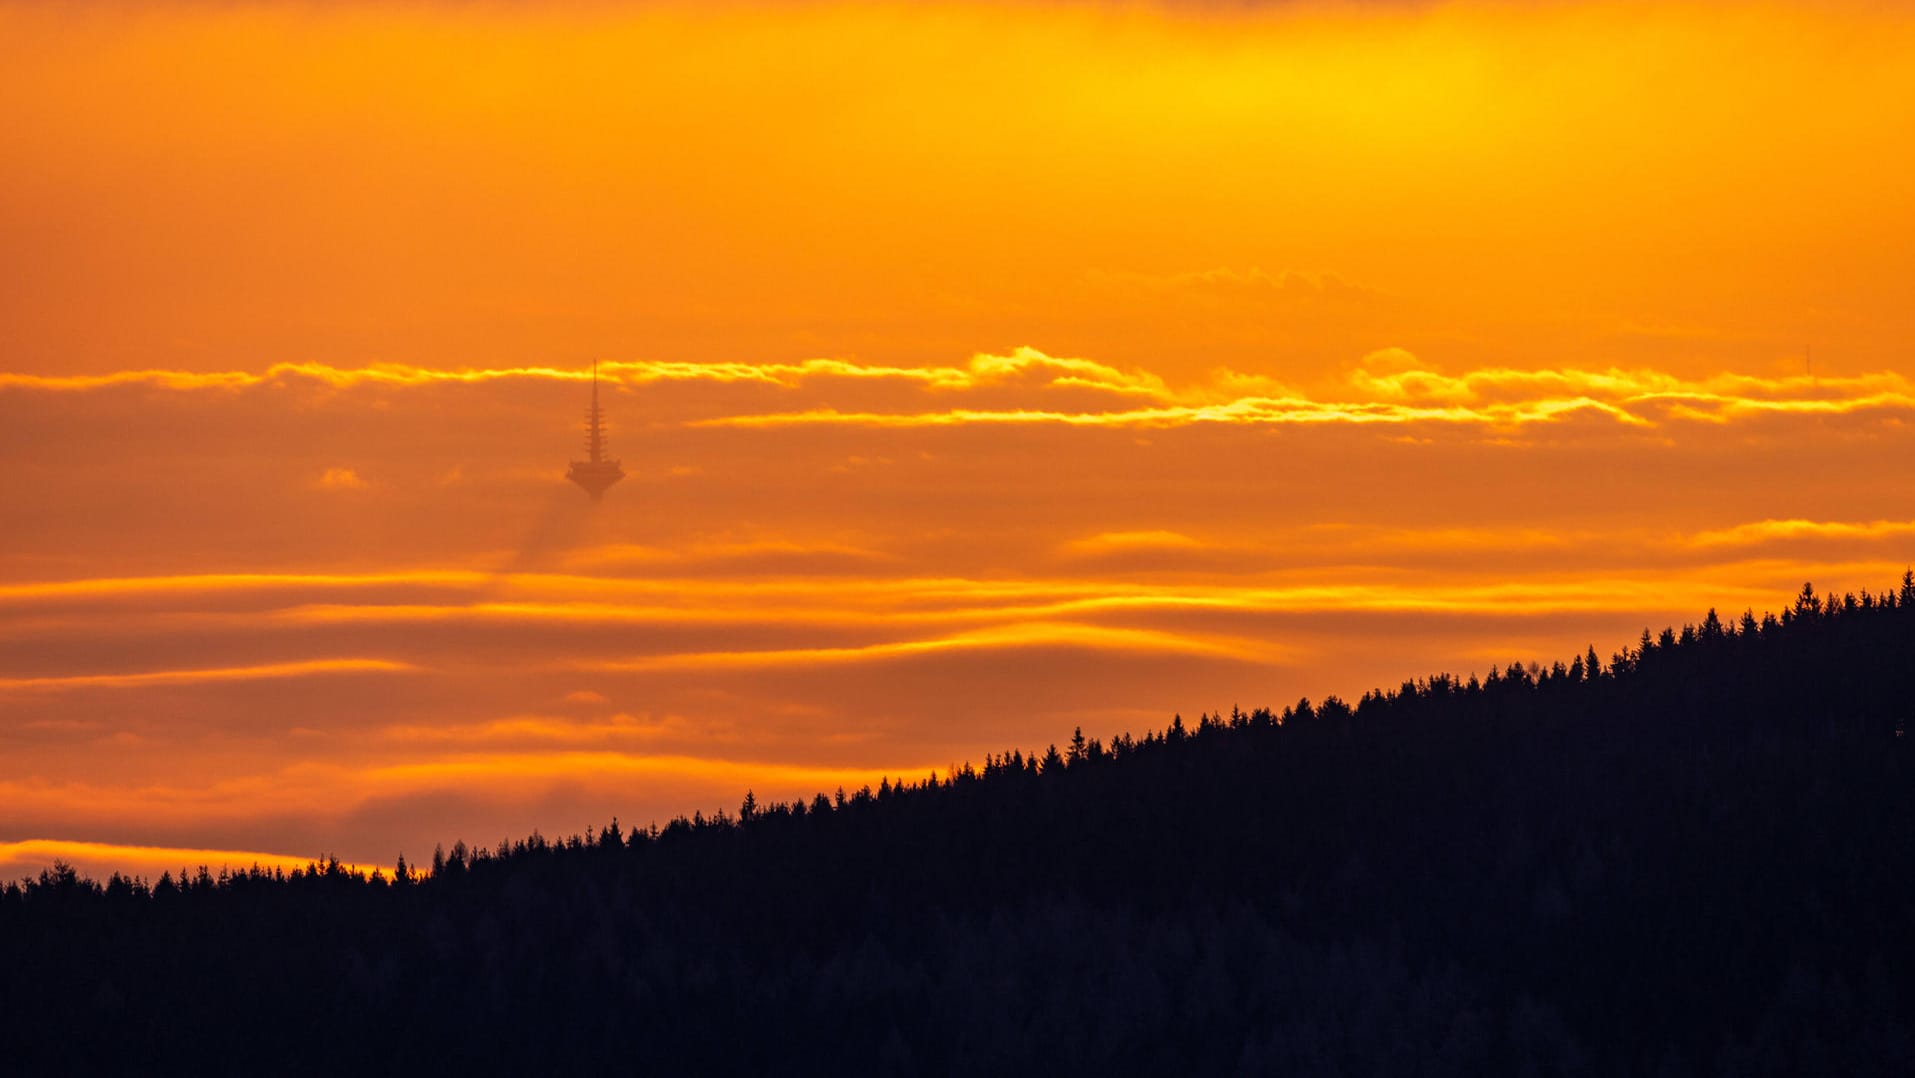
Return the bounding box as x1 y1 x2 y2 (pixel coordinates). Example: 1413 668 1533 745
8 580 1915 1076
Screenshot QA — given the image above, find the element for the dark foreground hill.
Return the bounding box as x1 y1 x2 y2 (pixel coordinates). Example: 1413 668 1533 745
7 580 1915 1075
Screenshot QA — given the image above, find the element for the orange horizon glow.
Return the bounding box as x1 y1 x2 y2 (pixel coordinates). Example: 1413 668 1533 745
5 0 1914 880
0 840 385 885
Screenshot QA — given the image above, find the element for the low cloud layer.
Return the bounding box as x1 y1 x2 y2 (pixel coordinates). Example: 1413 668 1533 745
5 0 1914 878
4 349 1912 876
10 348 1909 431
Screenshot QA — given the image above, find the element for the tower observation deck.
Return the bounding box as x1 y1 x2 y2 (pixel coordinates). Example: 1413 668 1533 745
567 361 625 501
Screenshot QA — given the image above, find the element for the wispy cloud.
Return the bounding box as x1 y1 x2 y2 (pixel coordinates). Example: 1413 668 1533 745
11 352 1910 435
1687 519 1915 548
585 621 1277 672
316 466 368 491
0 658 414 692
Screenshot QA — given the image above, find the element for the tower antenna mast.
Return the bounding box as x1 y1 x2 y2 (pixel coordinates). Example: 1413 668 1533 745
587 359 607 464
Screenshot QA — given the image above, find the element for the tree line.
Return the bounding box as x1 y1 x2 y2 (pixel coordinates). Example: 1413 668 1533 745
5 577 1915 1075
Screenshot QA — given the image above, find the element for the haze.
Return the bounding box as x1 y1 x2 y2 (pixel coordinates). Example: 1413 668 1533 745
4 0 1913 880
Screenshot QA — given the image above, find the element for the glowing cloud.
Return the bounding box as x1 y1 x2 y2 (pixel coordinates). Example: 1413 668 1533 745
8 353 1911 435
0 659 415 693
5 0 1915 880
316 466 369 491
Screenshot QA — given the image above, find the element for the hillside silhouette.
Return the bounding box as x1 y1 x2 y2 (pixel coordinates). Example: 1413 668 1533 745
7 578 1915 1075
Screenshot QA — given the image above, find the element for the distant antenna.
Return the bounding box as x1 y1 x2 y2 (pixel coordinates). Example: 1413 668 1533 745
566 359 625 501
586 360 607 465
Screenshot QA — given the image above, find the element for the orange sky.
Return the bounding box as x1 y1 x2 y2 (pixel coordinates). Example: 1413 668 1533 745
4 0 1914 881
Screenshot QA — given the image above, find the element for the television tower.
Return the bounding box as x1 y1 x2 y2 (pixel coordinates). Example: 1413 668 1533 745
566 360 625 501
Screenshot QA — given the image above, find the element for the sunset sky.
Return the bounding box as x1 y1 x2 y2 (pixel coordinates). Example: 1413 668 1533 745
5 0 1914 881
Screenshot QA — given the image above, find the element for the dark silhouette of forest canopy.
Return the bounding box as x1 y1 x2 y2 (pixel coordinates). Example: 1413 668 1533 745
7 577 1915 1076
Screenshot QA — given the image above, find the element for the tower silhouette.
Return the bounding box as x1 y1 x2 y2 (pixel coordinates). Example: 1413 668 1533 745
566 361 625 501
